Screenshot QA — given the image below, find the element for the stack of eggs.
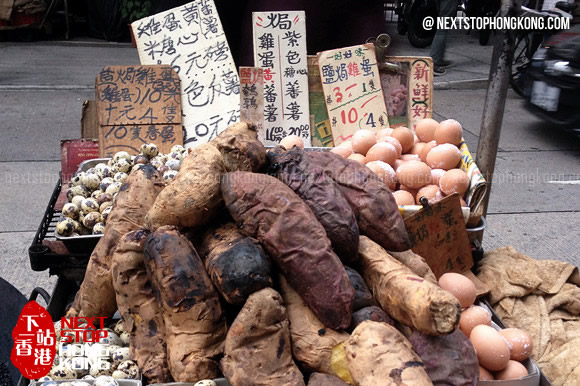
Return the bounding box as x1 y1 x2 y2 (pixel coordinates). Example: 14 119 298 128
438 273 534 381
330 118 470 207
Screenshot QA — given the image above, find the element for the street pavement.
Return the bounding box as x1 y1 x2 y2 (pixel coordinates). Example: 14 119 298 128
0 25 578 298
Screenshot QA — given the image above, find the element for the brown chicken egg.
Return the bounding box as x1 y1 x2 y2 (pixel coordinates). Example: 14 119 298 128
438 272 477 308
409 142 426 156
393 190 415 206
435 119 463 146
348 153 366 164
470 325 511 371
338 140 354 150
391 127 415 153
352 130 377 155
499 328 533 361
376 128 393 138
479 366 494 381
414 134 420 144
378 136 403 158
331 146 353 158
401 153 421 162
365 142 398 166
393 159 406 171
430 169 446 186
366 161 397 190
415 118 439 142
280 135 304 150
420 140 437 162
396 161 432 190
416 185 444 204
399 184 419 198
495 360 529 380
460 305 492 337
426 144 461 170
439 169 470 196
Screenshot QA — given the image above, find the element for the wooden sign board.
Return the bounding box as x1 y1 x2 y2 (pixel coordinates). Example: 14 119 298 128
252 11 311 146
132 0 240 147
318 44 389 146
404 193 473 279
95 65 182 157
307 56 333 147
380 56 434 131
239 67 265 137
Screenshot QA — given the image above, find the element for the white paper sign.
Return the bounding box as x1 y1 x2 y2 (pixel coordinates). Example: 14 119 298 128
132 0 240 148
252 11 311 146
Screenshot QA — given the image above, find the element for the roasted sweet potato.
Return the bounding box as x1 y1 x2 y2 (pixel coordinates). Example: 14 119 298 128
308 373 350 386
349 306 394 332
345 321 432 385
279 275 350 375
267 147 359 263
358 236 461 335
199 222 272 305
308 151 410 252
221 288 305 386
403 328 479 385
221 171 354 330
144 226 226 382
67 165 164 318
146 122 266 230
110 229 171 384
345 267 374 311
389 250 437 283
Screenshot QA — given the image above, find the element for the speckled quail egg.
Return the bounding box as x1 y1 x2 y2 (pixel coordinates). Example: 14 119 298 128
82 173 101 190
92 222 106 235
171 144 185 153
99 177 114 192
101 206 112 221
91 190 104 201
71 172 84 186
81 375 95 380
83 212 103 229
111 347 130 365
131 164 147 173
113 320 124 336
56 218 77 236
114 158 132 173
37 376 52 382
140 143 159 158
95 163 113 179
166 158 181 171
133 154 149 165
116 360 139 379
98 193 113 206
167 151 184 161
71 195 84 209
119 332 130 346
53 320 61 339
113 172 128 184
99 329 122 346
113 151 131 162
158 165 169 174
105 182 122 196
99 201 113 213
194 380 217 386
90 364 113 378
81 198 100 213
149 158 163 169
71 219 82 234
163 170 178 183
50 364 76 379
67 186 89 201
62 203 79 219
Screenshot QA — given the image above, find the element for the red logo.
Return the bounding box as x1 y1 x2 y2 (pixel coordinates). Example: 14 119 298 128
10 301 56 379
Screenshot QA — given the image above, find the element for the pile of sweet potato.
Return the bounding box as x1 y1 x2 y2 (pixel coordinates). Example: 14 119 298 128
68 130 480 385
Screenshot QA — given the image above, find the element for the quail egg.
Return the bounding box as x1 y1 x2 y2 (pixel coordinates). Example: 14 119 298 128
93 222 106 235
83 212 103 229
90 364 113 378
50 364 76 380
113 320 124 336
95 163 114 179
56 218 77 236
105 182 122 196
71 172 84 186
119 332 130 346
114 158 132 173
71 195 85 209
100 201 113 213
37 376 52 381
101 206 112 221
113 151 131 163
167 151 184 161
91 190 104 201
163 170 178 183
72 185 91 198
171 144 185 153
116 360 139 379
82 173 101 190
165 158 181 171
194 381 217 386
81 375 95 380
131 164 147 173
149 158 163 169
111 347 130 365
99 177 114 192
81 198 100 213
98 193 113 206
62 203 79 219
113 172 128 184
133 154 149 165
99 329 122 346
140 143 159 158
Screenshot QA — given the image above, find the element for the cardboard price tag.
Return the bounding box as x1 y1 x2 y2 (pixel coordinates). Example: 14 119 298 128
404 193 473 278
95 65 183 157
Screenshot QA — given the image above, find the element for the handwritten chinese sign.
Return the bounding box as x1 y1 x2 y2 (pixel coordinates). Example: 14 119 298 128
95 65 183 157
253 11 311 146
132 0 240 147
11 301 56 379
318 44 389 146
240 67 265 137
404 194 473 279
307 56 333 147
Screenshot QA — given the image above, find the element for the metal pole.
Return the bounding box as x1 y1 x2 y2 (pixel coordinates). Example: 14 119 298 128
475 0 522 217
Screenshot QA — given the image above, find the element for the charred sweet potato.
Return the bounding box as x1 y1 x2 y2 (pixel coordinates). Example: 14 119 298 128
221 288 305 386
110 229 171 384
267 147 359 264
389 250 437 283
279 275 350 375
199 222 273 305
144 226 227 382
221 171 354 330
146 122 266 230
345 321 432 385
349 306 394 332
308 373 350 386
345 267 374 311
67 165 164 318
358 236 461 335
308 151 410 252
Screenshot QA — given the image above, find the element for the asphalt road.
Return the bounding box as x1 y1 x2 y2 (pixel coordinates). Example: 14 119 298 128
0 31 578 298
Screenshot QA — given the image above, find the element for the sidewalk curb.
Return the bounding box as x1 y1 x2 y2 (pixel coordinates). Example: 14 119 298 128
434 78 489 90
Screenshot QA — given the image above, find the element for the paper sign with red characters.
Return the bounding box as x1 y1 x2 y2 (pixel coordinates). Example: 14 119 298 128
11 301 56 379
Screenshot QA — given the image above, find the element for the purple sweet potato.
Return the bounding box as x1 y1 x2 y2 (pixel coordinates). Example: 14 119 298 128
345 266 374 311
267 147 359 263
221 171 354 330
308 151 410 252
348 306 394 332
